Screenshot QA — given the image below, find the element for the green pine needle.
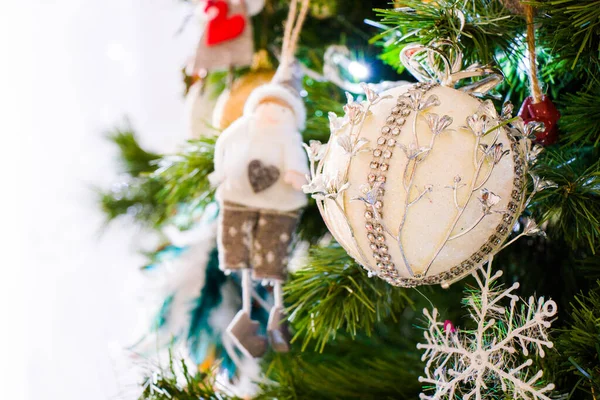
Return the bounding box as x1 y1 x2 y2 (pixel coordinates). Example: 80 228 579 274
138 352 237 400
100 137 216 229
152 137 216 220
559 88 600 147
531 147 600 252
373 0 524 70
99 177 165 225
258 331 423 400
285 245 413 352
534 0 600 79
551 281 600 396
108 128 161 177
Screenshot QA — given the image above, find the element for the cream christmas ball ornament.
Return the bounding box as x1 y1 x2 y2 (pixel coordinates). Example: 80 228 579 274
304 41 540 288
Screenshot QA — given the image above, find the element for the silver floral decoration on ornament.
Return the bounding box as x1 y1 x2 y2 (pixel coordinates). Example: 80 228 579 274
303 41 555 287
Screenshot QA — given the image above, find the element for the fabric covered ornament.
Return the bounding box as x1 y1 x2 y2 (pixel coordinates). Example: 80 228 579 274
192 0 265 73
304 41 538 288
212 51 276 130
210 0 310 358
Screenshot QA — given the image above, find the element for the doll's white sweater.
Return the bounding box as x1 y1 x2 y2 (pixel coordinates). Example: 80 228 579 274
211 115 309 212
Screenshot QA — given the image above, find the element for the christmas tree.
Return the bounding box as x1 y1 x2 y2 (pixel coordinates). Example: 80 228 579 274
101 1 600 398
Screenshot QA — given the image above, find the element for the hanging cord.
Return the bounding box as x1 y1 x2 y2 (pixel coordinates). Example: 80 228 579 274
525 4 543 103
279 0 310 76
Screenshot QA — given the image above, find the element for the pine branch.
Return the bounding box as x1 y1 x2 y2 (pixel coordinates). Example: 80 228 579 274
303 78 345 144
108 128 161 177
99 178 165 225
373 0 525 70
296 200 330 244
153 138 216 220
534 0 600 84
257 331 423 400
100 138 216 229
551 281 600 398
497 39 575 105
285 245 413 352
558 87 600 148
138 351 237 400
531 147 600 252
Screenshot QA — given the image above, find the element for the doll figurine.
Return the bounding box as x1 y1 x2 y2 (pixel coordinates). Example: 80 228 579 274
209 63 308 357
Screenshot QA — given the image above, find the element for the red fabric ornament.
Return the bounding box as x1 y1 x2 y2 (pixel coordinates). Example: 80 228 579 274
518 95 561 146
205 0 246 47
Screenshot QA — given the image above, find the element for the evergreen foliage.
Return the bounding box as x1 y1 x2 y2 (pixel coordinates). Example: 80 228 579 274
532 147 600 252
138 353 237 400
534 0 600 83
551 282 600 398
374 0 525 70
101 0 600 398
285 245 412 351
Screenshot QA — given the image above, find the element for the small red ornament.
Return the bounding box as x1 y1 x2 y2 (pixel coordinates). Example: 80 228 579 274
444 320 456 334
204 0 246 47
518 95 561 146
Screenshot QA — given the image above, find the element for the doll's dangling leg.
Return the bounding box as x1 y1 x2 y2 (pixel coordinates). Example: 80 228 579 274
267 279 290 352
226 268 267 358
219 202 267 358
253 209 301 352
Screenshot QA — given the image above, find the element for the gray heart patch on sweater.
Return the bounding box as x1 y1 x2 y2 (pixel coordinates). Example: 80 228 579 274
248 159 280 193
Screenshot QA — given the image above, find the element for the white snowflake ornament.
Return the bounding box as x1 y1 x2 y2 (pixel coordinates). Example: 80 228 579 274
417 258 557 400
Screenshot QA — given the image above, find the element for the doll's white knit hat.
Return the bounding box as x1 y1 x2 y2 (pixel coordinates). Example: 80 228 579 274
243 61 306 130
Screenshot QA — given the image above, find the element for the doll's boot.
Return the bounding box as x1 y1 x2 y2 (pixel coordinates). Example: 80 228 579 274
267 305 290 352
227 310 267 358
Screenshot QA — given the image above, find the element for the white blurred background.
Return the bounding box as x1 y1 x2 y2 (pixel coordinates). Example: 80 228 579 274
1 1 200 399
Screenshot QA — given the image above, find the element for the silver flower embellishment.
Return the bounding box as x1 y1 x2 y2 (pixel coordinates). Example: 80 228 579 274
403 89 440 111
361 82 378 103
303 140 326 162
352 182 382 206
343 92 365 124
527 144 544 165
532 174 557 192
465 113 492 137
478 100 499 120
501 102 514 120
337 134 370 156
328 112 348 133
302 174 327 196
303 174 349 201
360 82 391 105
525 120 545 139
479 188 501 215
523 217 547 238
488 143 510 165
425 113 453 136
512 118 544 141
398 142 431 161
